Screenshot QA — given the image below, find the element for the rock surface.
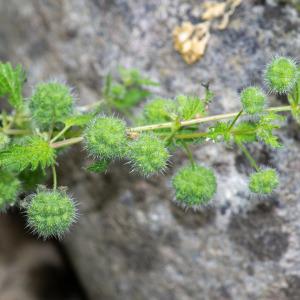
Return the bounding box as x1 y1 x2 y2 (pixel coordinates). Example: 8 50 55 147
1 1 300 299
0 214 85 300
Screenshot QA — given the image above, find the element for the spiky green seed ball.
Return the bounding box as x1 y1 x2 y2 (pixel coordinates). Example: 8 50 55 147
128 133 169 176
249 168 279 195
0 170 21 211
265 56 298 94
0 133 9 150
143 98 175 124
240 87 266 115
27 190 76 239
84 116 128 159
172 164 217 209
30 81 74 129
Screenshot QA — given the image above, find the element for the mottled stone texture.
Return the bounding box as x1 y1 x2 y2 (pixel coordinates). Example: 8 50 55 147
1 1 300 299
0 214 84 300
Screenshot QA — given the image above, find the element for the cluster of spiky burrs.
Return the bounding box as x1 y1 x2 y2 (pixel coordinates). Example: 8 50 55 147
0 55 298 239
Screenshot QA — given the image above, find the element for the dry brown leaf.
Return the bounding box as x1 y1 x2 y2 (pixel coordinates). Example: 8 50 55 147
202 2 227 20
173 21 211 64
217 0 241 30
173 0 241 64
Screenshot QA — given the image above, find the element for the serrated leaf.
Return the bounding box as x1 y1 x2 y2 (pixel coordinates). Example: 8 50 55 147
86 160 109 173
233 122 257 144
0 63 25 109
0 136 56 172
176 95 206 120
256 112 285 148
64 113 94 127
208 122 231 142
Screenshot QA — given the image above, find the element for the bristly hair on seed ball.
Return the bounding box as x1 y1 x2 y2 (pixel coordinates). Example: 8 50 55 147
172 164 217 210
29 81 74 129
248 168 279 195
84 116 128 160
240 86 266 115
127 133 170 176
264 56 298 94
26 189 77 239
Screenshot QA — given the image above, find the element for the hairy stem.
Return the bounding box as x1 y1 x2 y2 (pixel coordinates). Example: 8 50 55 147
50 105 292 149
128 105 292 133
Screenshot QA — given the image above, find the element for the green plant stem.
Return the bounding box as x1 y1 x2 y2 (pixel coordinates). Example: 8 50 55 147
128 105 292 133
51 164 57 190
237 142 259 171
50 125 71 144
182 142 195 168
1 128 31 135
50 136 83 149
50 105 293 149
228 109 243 131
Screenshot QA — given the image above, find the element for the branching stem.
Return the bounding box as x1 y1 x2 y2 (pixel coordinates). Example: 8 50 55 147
128 106 291 133
49 105 292 149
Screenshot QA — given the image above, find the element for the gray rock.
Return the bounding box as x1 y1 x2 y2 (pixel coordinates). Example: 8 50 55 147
0 214 83 300
1 1 300 299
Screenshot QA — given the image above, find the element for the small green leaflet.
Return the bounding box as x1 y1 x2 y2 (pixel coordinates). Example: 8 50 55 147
256 112 285 148
208 122 231 142
0 63 25 109
176 95 206 120
86 160 109 173
119 67 159 87
0 136 56 172
233 122 257 144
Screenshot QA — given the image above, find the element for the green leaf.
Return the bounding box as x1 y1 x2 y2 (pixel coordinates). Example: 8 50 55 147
176 95 206 120
64 113 94 127
18 167 47 191
0 63 26 109
86 160 109 173
110 87 150 110
233 122 257 144
208 122 231 142
256 112 285 148
0 136 56 172
142 98 175 124
119 67 159 87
